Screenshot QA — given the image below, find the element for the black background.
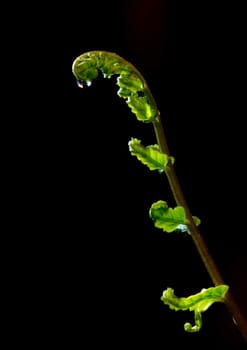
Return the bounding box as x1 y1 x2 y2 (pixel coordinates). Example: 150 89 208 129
8 0 247 348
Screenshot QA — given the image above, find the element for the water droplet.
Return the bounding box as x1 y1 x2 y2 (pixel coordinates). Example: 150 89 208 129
76 80 84 88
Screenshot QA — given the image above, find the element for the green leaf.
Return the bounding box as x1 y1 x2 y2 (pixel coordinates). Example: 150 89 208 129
128 138 174 171
149 200 185 233
72 50 159 122
160 285 229 332
117 74 144 96
149 200 200 233
161 285 229 312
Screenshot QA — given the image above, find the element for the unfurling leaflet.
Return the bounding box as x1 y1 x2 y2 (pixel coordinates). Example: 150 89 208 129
128 138 175 172
72 51 159 122
149 200 201 233
161 285 229 332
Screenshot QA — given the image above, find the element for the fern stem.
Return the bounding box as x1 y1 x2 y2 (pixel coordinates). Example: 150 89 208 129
152 114 247 342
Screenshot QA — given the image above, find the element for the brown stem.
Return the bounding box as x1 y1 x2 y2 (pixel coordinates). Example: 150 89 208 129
152 114 247 342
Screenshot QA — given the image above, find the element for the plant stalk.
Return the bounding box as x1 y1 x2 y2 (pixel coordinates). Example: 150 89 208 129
152 113 247 342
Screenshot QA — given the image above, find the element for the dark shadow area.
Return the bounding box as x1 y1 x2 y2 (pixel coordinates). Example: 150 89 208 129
10 1 247 348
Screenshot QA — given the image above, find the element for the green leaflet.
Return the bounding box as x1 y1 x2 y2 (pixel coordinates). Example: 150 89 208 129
149 200 201 233
161 285 229 332
128 138 174 171
72 51 158 122
161 285 229 312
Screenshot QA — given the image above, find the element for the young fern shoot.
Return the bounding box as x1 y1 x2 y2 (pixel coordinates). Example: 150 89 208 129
72 50 247 341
